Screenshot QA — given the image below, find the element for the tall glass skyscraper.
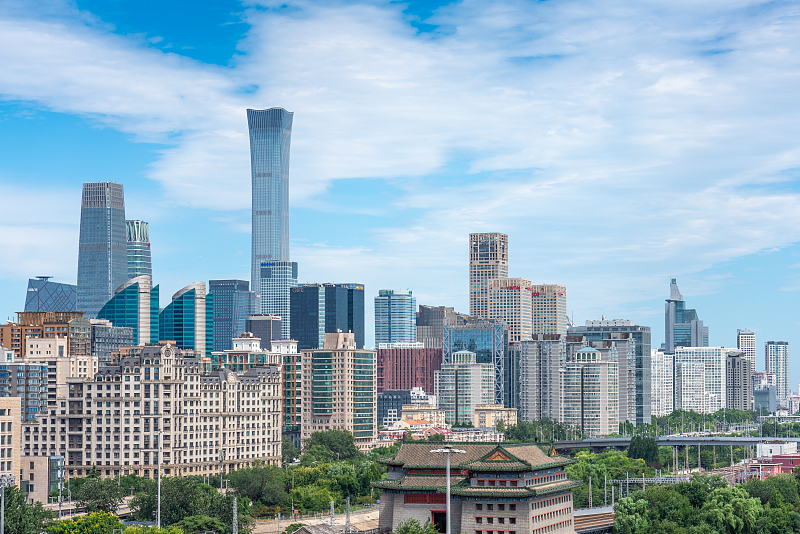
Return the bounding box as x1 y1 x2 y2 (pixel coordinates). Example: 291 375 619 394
665 278 708 353
126 220 152 280
374 289 417 345
77 182 127 318
290 283 365 350
159 282 213 356
96 275 159 346
209 279 255 351
248 107 296 339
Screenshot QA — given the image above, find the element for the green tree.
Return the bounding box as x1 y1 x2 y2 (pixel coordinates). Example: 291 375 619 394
124 527 184 534
700 486 762 534
0 485 53 534
227 461 288 507
392 519 440 534
290 484 335 512
173 515 227 534
614 497 650 534
283 436 300 465
302 430 361 460
283 523 306 534
75 475 125 513
628 436 659 463
46 510 124 534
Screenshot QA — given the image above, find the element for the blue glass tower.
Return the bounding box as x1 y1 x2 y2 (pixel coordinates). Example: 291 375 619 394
374 289 416 345
290 283 365 350
665 278 708 353
248 108 296 339
159 282 213 356
96 275 159 346
209 279 255 351
24 276 77 312
126 220 152 280
77 182 127 318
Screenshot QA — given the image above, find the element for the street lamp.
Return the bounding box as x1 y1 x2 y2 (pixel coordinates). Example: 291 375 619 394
431 446 466 534
0 473 15 534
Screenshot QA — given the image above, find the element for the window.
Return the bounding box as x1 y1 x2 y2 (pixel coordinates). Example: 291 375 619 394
476 518 482 524
487 505 493 511
509 518 516 525
509 505 516 511
476 504 483 511
498 505 505 511
478 480 485 487
487 518 493 524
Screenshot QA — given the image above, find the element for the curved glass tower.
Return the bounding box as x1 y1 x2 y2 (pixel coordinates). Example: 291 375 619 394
248 108 296 338
77 182 127 318
96 275 159 346
126 220 152 280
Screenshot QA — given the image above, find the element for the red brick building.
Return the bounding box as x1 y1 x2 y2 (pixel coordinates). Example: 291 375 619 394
376 345 442 394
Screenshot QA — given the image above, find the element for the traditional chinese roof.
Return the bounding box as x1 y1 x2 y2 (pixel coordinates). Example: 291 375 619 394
379 442 571 471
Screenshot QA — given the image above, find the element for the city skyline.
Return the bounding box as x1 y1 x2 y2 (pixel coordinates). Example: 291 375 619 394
2 0 800 383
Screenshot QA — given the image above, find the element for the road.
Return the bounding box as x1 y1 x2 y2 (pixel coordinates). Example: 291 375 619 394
253 507 380 534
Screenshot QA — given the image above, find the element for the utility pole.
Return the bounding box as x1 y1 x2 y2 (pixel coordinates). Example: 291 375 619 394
233 496 239 534
330 501 335 526
588 476 592 508
346 496 351 533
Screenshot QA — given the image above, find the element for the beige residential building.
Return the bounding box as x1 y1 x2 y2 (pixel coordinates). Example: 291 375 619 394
0 397 21 480
469 233 508 319
531 284 567 335
488 278 533 342
562 347 618 438
301 332 377 451
401 404 446 427
473 404 518 429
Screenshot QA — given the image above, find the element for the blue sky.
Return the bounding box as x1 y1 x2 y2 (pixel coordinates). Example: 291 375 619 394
1 0 800 382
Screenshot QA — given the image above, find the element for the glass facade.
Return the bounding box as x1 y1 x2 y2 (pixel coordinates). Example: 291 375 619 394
96 276 159 346
209 280 255 351
77 182 127 319
126 220 152 280
159 283 214 356
374 289 417 344
24 277 77 312
665 279 708 352
91 324 134 364
291 283 365 349
248 108 295 336
443 321 509 407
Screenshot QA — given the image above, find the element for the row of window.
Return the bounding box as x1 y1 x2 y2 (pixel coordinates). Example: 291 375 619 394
531 519 571 534
474 530 515 534
475 517 516 525
475 504 516 511
532 494 571 510
532 506 571 524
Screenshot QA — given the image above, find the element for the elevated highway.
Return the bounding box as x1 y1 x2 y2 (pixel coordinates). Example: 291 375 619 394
554 435 800 451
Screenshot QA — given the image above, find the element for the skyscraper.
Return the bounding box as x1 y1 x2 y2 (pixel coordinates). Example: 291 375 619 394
443 320 509 407
77 182 127 318
673 347 730 413
469 233 508 319
726 351 752 411
531 284 568 335
374 289 417 345
488 278 532 342
159 282 214 356
415 305 469 348
664 278 708 353
248 108 296 339
562 347 618 438
290 283 365 350
126 220 152 280
96 275 159 347
209 280 255 351
765 341 790 404
24 276 77 312
737 329 756 372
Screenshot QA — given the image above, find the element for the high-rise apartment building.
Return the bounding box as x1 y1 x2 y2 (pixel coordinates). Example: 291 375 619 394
586 337 634 425
568 319 651 425
562 347 618 438
97 276 159 347
300 332 376 451
532 284 567 334
443 320 509 407
248 108 296 339
0 312 85 358
726 351 752 411
209 280 255 352
488 278 532 342
469 233 508 319
159 282 213 356
77 182 127 319
290 283 365 349
374 289 416 345
415 305 469 348
737 329 756 372
376 342 442 395
650 348 674 417
126 220 152 280
765 341 790 404
211 333 286 373
674 347 731 414
24 277 77 312
434 350 495 424
0 398 21 477
665 279 708 353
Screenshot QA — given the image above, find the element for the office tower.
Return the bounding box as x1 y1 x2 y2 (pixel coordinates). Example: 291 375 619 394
531 284 568 334
77 182 127 319
650 348 674 417
443 320 509 407
376 342 442 394
726 351 752 411
90 320 134 364
515 334 587 423
24 276 77 312
469 233 509 319
664 278 708 353
377 390 413 427
562 347 619 438
209 280 255 352
737 329 756 372
248 107 296 339
765 341 790 404
290 283 365 350
96 275 159 347
434 350 495 424
300 332 376 451
245 314 282 348
568 318 652 425
674 347 731 413
415 305 469 348
159 282 214 356
126 220 152 280
60 343 283 478
374 289 417 345
488 278 532 342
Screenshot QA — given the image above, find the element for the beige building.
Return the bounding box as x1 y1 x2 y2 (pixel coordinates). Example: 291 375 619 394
301 332 377 451
469 233 509 320
473 404 518 429
488 278 533 342
0 398 21 481
531 284 567 335
401 404 446 427
562 347 618 438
